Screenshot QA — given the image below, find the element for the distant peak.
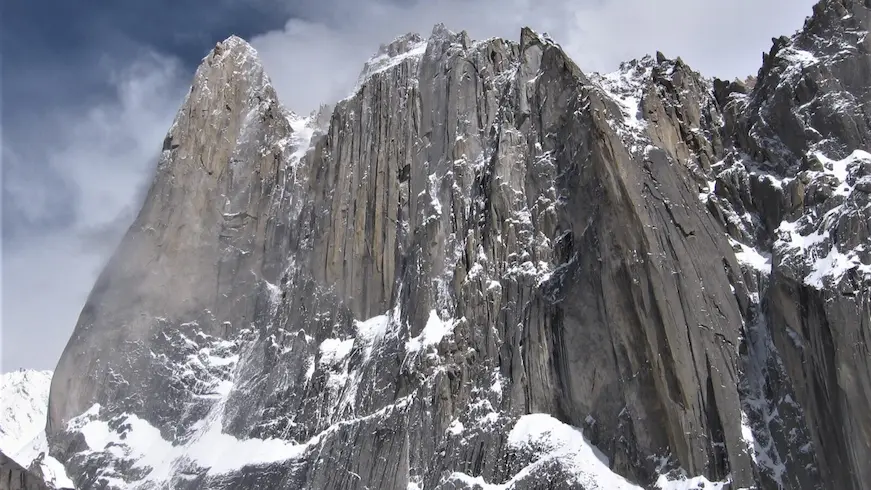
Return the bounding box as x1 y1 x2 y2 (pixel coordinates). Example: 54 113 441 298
188 34 268 93
520 27 559 50
204 35 260 66
375 32 426 59
429 23 455 41
519 26 540 47
812 0 870 19
217 35 250 48
355 33 429 85
792 0 870 53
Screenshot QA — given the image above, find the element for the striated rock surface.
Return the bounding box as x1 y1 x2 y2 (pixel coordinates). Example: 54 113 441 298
707 1 871 488
44 0 871 489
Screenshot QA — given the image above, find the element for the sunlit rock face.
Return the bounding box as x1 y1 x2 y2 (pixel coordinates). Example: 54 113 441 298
44 0 871 488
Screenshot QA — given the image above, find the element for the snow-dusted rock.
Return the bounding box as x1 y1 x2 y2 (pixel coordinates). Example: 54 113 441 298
41 0 871 489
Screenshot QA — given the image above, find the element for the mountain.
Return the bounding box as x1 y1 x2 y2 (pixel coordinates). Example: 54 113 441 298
0 370 74 489
40 0 871 488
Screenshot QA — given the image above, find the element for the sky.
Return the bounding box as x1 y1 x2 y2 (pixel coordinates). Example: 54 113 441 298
1 0 817 371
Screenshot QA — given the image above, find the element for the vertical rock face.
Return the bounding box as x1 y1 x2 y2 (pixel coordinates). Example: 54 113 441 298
711 1 871 489
45 1 871 489
48 35 297 435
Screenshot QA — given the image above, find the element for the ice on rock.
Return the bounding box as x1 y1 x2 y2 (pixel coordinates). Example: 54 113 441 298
774 150 871 289
42 4 871 488
344 33 428 100
590 58 654 154
405 310 457 354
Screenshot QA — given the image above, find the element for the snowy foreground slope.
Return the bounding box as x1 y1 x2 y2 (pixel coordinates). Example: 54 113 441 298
36 0 871 489
1 370 51 455
0 370 74 489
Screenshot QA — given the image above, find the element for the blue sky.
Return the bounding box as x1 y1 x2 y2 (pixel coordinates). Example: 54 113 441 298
1 0 816 371
2 0 292 240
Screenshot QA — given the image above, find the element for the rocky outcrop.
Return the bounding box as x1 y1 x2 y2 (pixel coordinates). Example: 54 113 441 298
1 451 51 490
25 455 73 490
48 35 298 435
709 1 871 488
45 1 871 489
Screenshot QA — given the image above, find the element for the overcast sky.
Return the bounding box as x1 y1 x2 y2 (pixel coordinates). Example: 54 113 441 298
1 0 817 371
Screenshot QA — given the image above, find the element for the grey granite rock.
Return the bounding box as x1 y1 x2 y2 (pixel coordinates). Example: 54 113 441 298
714 1 871 488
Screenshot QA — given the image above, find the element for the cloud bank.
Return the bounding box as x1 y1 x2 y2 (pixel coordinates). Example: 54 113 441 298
2 53 187 370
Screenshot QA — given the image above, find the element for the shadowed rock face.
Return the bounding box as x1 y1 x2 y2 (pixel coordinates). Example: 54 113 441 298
1 451 52 490
45 1 871 489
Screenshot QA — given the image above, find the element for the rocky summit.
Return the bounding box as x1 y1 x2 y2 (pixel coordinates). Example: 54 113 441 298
35 0 870 488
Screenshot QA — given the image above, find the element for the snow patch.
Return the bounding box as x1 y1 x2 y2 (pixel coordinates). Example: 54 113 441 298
592 59 653 154
345 38 428 100
10 431 76 489
286 113 315 167
68 404 310 486
698 179 717 203
447 419 465 436
655 472 730 490
780 47 819 66
773 150 871 289
319 338 354 366
355 314 390 340
730 239 772 275
38 453 76 489
0 369 75 489
406 310 457 353
362 41 427 80
804 243 869 289
506 414 642 489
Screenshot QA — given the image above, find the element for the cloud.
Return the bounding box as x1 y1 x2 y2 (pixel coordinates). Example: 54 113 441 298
1 51 187 370
254 0 816 114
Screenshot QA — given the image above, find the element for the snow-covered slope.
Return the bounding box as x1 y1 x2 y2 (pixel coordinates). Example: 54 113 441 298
1 369 52 455
1 370 74 489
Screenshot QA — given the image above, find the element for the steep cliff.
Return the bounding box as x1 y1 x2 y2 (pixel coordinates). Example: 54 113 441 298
45 0 871 489
710 0 871 488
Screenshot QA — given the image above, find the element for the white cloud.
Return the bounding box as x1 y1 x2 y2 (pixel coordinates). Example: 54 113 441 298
2 0 819 370
1 52 187 371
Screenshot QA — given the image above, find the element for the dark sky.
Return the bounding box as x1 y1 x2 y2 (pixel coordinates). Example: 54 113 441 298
3 0 293 113
1 0 297 370
2 0 295 242
0 0 817 371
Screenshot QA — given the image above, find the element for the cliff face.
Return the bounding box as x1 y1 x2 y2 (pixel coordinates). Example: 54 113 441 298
45 0 871 489
715 1 871 488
